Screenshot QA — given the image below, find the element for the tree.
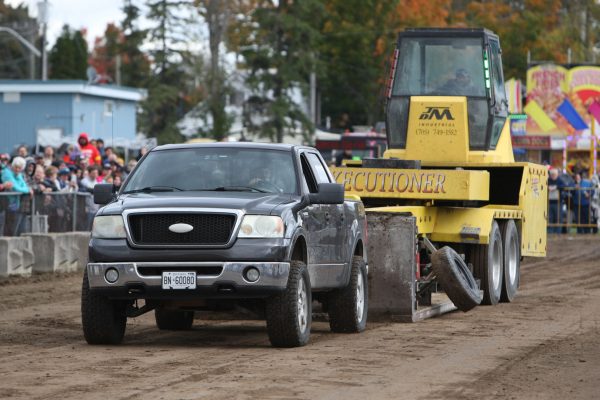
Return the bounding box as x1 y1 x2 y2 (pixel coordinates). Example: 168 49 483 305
319 0 400 130
0 1 40 79
120 0 151 88
146 0 193 81
195 0 234 139
90 23 121 83
48 25 88 80
241 0 324 143
142 0 195 144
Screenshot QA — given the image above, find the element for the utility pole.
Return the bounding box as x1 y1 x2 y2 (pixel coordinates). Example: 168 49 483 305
310 71 316 125
37 0 49 81
116 54 122 85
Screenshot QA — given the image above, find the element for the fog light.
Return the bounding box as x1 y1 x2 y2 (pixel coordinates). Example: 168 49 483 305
244 267 260 282
105 268 119 283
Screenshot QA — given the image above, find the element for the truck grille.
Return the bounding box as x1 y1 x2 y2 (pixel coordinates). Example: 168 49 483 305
128 213 236 245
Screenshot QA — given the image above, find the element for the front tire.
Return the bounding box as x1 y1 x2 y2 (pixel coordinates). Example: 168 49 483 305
500 219 520 302
81 269 127 344
155 308 194 330
469 220 503 305
265 260 312 348
328 255 368 333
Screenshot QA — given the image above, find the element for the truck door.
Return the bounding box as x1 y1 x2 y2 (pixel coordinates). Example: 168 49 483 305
299 153 328 268
304 152 347 266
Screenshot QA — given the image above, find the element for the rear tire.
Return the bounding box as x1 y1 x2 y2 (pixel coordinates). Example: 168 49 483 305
328 256 368 333
265 260 312 348
155 308 194 330
431 246 482 312
469 220 503 305
81 269 127 344
500 219 520 302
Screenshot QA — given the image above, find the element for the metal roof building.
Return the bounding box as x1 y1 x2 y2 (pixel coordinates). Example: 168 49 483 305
0 80 146 154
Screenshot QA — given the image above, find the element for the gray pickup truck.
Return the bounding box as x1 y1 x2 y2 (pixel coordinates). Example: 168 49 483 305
83 143 368 347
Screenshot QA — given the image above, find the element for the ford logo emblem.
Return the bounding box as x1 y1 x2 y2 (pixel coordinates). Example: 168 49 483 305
168 223 194 234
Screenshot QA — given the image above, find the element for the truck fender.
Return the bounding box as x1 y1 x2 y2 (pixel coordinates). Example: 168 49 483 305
286 229 308 264
339 235 366 288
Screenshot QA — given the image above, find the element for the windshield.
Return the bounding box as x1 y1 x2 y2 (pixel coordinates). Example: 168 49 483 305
123 147 298 194
393 37 486 97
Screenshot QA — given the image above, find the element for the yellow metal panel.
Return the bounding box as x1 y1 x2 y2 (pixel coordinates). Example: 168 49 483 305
344 194 362 202
366 199 544 255
518 164 548 257
384 97 515 164
404 96 470 163
331 168 489 201
430 208 496 244
367 206 501 244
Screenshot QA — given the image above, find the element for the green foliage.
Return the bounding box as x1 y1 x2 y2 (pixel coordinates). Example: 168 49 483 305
139 82 185 144
319 0 399 130
49 25 88 80
121 0 151 88
241 0 324 142
195 0 235 140
143 0 195 144
146 0 192 79
0 1 40 79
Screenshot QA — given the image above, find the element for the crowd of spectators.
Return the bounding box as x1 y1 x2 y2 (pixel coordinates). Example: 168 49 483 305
0 133 144 236
547 165 600 234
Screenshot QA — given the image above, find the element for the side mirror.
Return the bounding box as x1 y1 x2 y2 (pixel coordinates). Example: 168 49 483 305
309 183 345 205
94 183 115 205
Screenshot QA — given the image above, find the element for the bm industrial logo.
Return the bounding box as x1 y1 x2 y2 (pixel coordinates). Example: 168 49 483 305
419 107 455 120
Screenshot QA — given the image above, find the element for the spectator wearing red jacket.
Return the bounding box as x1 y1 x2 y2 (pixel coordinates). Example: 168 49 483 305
78 133 102 166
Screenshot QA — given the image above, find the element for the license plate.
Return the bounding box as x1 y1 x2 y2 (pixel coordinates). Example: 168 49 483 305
162 271 197 290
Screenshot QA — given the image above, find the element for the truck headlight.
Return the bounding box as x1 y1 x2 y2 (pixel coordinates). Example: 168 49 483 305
238 215 284 238
92 215 127 239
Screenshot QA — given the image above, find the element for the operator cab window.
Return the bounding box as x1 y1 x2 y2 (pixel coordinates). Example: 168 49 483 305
488 38 508 149
387 34 493 151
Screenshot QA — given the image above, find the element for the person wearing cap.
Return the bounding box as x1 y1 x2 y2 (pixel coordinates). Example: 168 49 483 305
77 133 102 166
34 154 45 166
64 168 78 192
101 162 112 181
438 68 476 95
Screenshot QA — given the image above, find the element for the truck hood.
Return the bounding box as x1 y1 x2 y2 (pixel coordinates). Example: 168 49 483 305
99 191 297 216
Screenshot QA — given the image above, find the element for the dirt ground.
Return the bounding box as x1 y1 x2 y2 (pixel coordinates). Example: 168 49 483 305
1 236 599 400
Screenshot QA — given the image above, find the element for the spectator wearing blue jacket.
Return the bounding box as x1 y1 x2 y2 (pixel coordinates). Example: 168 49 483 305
1 157 32 236
573 172 593 233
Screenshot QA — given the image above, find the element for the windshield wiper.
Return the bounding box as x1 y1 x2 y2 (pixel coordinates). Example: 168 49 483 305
192 186 269 193
123 185 184 194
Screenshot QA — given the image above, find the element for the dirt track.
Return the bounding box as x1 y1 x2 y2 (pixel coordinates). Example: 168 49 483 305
1 236 599 400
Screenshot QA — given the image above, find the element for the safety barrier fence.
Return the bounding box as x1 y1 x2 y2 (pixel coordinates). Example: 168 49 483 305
2 189 598 236
548 187 599 233
0 192 93 236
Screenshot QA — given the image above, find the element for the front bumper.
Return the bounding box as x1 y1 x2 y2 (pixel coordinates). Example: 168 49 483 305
86 261 290 300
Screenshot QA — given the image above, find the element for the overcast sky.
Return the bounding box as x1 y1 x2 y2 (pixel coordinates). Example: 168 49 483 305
6 0 126 47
